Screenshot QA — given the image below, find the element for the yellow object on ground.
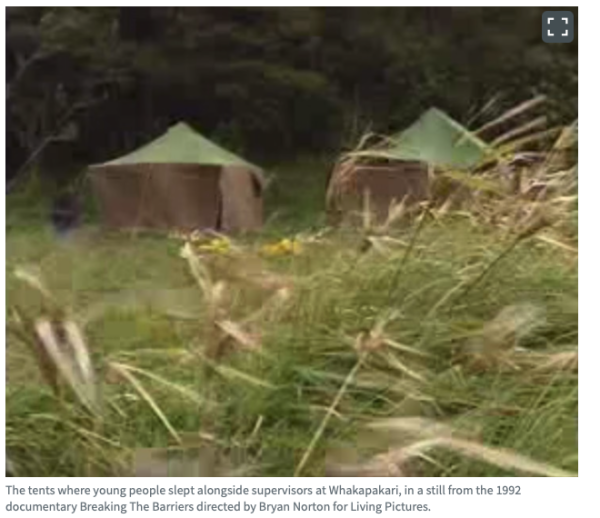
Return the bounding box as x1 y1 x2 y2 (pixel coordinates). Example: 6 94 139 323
261 238 302 257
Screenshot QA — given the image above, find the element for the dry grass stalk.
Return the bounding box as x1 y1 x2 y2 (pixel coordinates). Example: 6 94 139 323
459 304 545 370
379 437 573 477
362 417 574 477
295 311 427 477
33 318 101 416
326 157 359 213
294 314 399 477
108 362 182 445
382 195 410 230
380 350 427 383
474 95 547 137
491 116 547 147
242 286 292 325
206 250 294 293
458 216 551 299
215 320 261 353
498 127 563 156
14 266 55 302
294 355 365 477
107 363 208 406
326 131 392 214
197 355 275 389
179 235 298 363
534 234 578 255
466 92 505 128
517 349 578 373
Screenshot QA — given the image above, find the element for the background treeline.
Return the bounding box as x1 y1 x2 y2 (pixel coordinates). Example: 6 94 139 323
6 7 578 186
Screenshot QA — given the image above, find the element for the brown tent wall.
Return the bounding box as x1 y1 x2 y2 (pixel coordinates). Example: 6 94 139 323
219 166 264 232
90 163 263 233
328 161 430 224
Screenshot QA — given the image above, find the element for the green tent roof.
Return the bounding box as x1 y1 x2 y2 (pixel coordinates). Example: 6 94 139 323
93 122 261 171
385 108 491 169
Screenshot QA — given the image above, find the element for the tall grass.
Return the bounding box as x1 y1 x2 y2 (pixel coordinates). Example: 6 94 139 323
6 206 577 476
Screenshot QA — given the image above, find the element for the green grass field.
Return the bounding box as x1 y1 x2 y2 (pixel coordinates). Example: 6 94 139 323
6 161 578 477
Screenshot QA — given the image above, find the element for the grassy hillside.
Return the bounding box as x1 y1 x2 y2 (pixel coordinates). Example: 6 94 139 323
6 161 578 477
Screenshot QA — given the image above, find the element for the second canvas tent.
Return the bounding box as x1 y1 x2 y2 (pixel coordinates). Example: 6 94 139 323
326 107 491 222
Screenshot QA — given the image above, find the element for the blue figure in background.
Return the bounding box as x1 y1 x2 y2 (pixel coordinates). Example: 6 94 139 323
51 192 81 239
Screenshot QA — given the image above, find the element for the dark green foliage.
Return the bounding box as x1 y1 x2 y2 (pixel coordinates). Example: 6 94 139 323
7 7 577 188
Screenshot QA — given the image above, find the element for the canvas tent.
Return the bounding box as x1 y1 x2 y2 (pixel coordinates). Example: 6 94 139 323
386 107 490 168
327 107 491 222
89 122 265 233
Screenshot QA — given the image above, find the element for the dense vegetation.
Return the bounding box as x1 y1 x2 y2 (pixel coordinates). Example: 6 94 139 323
7 7 577 186
6 162 578 478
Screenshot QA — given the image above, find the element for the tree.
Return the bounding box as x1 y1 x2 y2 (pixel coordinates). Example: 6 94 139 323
6 7 578 187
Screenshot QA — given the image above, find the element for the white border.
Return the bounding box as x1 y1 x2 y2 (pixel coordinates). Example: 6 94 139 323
2 4 593 517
